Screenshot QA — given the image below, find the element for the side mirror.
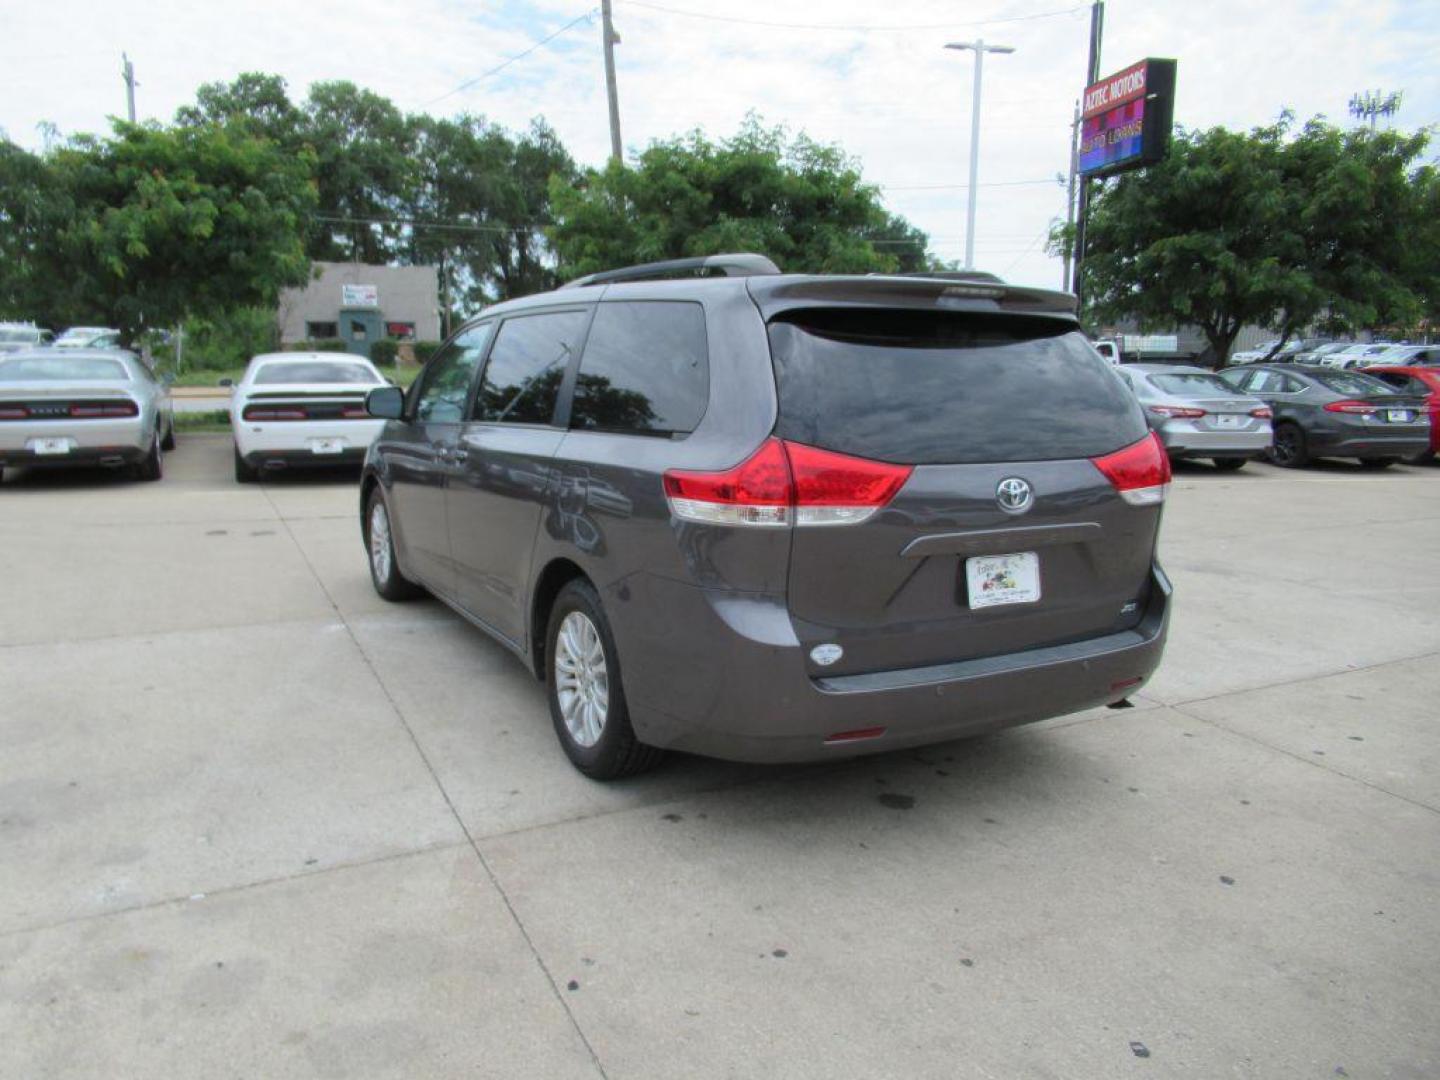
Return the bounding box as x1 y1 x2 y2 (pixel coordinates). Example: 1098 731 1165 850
366 385 405 420
218 378 233 388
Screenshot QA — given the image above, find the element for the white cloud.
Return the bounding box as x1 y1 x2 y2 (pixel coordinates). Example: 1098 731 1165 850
3 0 1436 289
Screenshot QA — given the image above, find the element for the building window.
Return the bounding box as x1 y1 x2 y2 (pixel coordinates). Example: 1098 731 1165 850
306 321 338 339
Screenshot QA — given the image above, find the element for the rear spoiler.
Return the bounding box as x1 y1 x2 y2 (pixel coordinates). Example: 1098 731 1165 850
745 274 1079 323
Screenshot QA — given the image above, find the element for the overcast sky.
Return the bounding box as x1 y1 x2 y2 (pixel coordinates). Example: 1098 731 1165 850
3 0 1436 289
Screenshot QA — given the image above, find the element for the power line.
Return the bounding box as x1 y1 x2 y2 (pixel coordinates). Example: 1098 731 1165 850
313 213 539 235
421 8 599 108
615 0 1087 33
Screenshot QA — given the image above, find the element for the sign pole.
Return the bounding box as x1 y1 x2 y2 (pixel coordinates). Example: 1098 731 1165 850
1073 0 1104 310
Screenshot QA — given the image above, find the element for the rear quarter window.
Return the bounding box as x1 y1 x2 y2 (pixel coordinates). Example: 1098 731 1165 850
767 309 1146 464
571 301 708 435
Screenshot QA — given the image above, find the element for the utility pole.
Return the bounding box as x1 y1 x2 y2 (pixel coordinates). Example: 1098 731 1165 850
1072 0 1104 306
945 39 1016 270
122 53 137 123
600 0 623 165
1063 99 1080 292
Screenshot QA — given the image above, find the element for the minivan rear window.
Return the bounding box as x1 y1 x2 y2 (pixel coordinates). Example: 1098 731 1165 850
768 309 1146 464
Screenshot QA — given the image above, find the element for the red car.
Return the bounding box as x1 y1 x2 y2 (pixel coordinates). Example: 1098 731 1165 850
1362 366 1440 463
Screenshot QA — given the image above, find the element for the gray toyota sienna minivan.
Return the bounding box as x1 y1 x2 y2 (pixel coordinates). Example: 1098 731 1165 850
360 254 1172 778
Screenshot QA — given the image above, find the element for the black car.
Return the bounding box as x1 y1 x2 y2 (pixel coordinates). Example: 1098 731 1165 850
358 254 1171 778
1217 364 1429 468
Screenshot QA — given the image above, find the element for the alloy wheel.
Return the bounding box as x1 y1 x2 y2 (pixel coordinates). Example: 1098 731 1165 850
554 611 609 748
369 501 393 582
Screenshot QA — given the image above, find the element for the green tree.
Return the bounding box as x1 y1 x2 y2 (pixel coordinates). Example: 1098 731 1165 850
547 118 931 279
1060 116 1434 363
407 116 578 308
302 81 417 263
39 120 316 337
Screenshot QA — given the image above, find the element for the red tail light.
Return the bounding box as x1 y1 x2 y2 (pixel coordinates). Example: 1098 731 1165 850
1149 405 1206 419
340 406 369 419
663 438 792 527
69 401 139 418
786 442 913 525
243 405 309 421
663 438 913 528
1324 400 1377 415
1091 432 1171 506
1249 407 1273 419
0 405 28 420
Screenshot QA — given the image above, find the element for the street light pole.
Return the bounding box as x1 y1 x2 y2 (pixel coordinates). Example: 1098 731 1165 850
945 40 1015 270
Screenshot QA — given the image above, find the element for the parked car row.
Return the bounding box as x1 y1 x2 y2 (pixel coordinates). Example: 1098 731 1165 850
1112 359 1435 469
1229 339 1440 370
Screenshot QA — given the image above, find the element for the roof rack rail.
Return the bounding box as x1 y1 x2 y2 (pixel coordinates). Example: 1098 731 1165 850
560 252 781 289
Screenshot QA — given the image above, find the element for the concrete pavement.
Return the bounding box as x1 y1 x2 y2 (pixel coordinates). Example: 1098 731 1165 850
2 436 1437 1078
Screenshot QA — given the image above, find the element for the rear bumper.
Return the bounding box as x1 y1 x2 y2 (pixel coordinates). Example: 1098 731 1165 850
240 447 368 470
233 419 383 459
614 564 1171 764
1309 429 1431 458
1156 425 1271 458
0 419 147 458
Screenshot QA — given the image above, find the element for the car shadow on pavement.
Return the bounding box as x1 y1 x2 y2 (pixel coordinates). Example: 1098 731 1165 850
0 465 142 489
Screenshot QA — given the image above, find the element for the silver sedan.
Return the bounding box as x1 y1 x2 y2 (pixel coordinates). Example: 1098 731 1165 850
1113 364 1273 471
0 349 175 481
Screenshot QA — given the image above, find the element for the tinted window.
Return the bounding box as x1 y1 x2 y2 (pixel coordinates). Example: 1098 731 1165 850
1151 373 1233 395
571 301 708 435
475 310 588 425
253 361 379 385
413 325 493 423
768 310 1145 465
0 356 128 381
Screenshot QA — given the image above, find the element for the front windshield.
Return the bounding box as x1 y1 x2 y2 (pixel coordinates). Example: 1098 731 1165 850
0 356 129 382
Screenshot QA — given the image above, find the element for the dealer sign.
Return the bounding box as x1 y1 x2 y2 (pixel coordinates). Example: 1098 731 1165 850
1079 58 1177 179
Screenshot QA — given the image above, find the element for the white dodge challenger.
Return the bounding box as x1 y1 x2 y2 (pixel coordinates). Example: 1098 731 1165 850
230 352 388 482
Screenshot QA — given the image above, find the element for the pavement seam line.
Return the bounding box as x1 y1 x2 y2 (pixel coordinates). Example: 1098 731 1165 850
0 610 455 652
261 485 613 1080
1154 646 1440 711
1167 701 1440 817
0 840 472 943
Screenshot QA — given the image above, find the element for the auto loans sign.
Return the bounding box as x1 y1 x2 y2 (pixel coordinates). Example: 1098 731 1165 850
1079 57 1177 179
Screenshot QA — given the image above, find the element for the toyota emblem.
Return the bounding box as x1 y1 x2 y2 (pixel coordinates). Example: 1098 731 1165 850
996 477 1033 514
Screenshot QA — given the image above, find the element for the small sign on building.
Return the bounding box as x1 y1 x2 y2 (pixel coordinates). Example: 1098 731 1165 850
340 283 379 308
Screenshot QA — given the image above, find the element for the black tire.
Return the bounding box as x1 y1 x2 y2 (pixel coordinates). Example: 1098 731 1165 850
233 444 259 483
545 578 662 780
1358 457 1398 469
1268 422 1309 468
1408 449 1435 465
133 427 163 481
161 418 176 451
364 485 423 601
1211 457 1247 472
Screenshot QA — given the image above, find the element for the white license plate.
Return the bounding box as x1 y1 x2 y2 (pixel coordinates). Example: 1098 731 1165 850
309 438 345 455
1387 410 1413 423
965 552 1041 610
1213 414 1242 429
29 437 72 456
